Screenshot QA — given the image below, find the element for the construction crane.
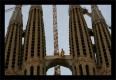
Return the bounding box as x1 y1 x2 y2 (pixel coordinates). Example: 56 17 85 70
52 5 61 75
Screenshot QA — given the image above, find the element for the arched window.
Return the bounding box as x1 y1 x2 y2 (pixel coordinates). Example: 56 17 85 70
37 66 40 75
93 68 95 75
33 8 36 26
86 65 89 75
46 66 72 75
79 64 83 75
24 69 27 75
30 66 34 75
74 66 76 74
43 67 44 74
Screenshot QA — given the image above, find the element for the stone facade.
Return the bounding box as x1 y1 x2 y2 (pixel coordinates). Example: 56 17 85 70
91 5 111 75
5 5 111 75
5 5 23 75
69 5 96 75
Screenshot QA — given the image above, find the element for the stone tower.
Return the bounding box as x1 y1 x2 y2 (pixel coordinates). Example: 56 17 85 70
5 5 23 75
91 5 111 75
22 5 46 75
69 5 96 75
5 5 111 75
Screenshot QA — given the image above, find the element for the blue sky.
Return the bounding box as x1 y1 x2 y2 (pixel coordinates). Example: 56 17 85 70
5 5 111 75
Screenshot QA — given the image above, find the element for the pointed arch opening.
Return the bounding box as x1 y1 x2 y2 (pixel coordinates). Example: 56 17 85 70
46 66 72 75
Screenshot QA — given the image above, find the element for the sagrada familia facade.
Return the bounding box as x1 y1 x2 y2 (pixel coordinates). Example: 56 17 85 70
5 5 111 75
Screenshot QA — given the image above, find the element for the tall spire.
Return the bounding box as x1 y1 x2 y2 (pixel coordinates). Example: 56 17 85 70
91 5 98 9
91 5 105 20
5 5 23 75
30 5 42 11
22 5 46 75
10 5 22 24
69 5 96 75
69 5 81 12
91 5 111 75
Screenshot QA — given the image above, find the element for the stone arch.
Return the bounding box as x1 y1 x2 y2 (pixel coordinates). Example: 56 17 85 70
47 60 71 70
45 57 74 75
47 66 72 75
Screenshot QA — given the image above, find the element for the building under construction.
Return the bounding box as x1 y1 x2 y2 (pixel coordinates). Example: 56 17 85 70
5 5 111 75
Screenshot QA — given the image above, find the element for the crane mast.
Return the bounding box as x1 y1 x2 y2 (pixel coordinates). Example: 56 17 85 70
53 5 59 55
52 5 61 75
